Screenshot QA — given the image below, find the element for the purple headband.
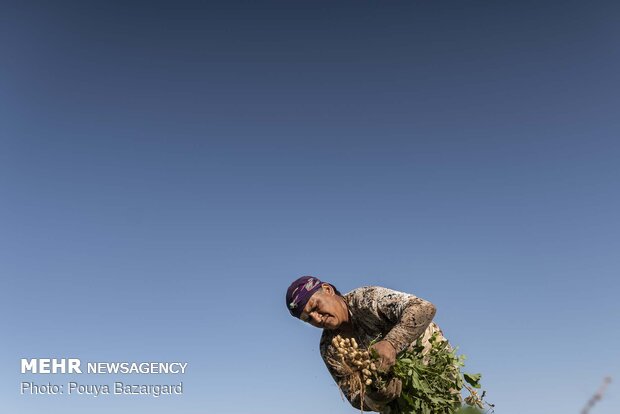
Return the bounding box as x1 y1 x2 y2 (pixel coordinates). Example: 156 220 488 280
286 276 323 318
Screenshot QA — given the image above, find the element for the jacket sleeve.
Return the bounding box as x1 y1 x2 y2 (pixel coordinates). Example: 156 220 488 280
373 287 437 354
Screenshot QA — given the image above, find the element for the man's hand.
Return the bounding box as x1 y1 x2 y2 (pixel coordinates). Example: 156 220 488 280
366 377 403 404
370 340 396 372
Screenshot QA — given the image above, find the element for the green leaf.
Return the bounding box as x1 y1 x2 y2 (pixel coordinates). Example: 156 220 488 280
389 335 488 414
463 373 481 388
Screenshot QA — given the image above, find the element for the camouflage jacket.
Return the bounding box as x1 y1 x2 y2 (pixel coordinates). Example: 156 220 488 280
319 286 443 412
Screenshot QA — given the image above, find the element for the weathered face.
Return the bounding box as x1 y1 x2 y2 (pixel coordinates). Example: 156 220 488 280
299 284 347 330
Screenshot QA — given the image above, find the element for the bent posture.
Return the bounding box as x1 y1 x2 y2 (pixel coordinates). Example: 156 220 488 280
286 276 444 412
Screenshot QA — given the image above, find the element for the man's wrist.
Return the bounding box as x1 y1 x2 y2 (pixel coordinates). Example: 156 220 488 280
383 338 398 355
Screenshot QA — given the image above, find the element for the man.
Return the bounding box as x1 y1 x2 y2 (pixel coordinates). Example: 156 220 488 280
286 275 444 412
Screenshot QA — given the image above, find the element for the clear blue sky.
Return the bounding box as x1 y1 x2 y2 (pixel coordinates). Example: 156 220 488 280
1 1 619 413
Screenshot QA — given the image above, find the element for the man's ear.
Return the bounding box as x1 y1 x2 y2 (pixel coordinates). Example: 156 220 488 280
321 283 334 295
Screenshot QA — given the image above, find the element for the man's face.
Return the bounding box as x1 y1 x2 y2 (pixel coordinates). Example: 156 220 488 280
299 285 345 330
